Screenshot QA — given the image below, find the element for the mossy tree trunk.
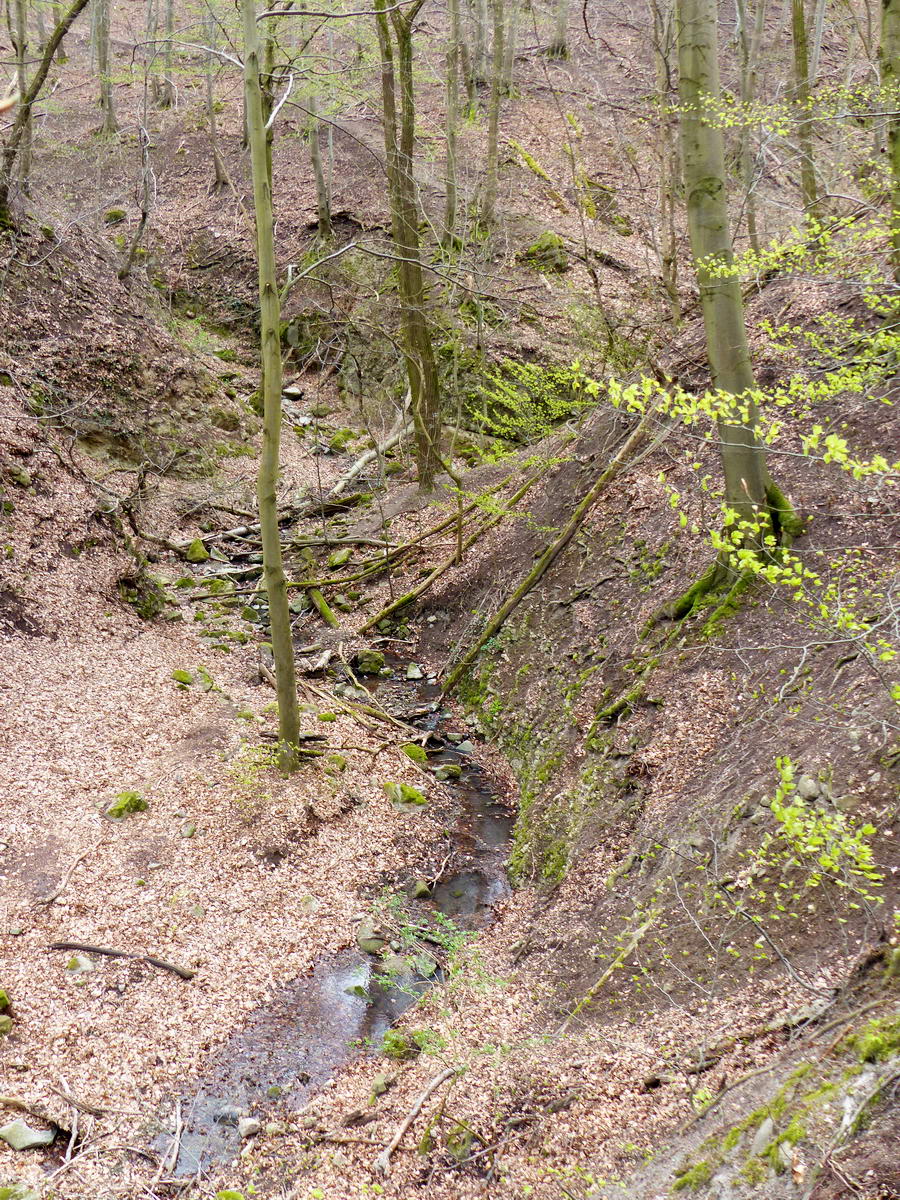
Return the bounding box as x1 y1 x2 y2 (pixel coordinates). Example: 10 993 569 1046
241 0 302 771
12 0 32 190
676 0 781 533
881 0 900 280
374 0 442 490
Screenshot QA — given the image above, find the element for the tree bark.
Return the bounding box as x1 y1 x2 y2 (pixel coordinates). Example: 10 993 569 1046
548 0 568 57
881 0 900 280
374 0 441 490
676 0 772 523
308 92 332 238
736 0 766 251
444 0 461 241
481 0 504 224
203 14 228 190
241 0 302 770
501 0 518 95
97 0 118 135
650 0 680 317
791 0 820 221
12 0 32 190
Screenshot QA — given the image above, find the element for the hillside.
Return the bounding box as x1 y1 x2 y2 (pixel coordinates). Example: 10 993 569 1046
0 2 898 1199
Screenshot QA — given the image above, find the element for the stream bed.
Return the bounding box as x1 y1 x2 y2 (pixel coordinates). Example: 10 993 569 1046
163 656 512 1177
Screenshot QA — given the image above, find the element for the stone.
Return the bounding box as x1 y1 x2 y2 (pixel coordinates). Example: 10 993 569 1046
265 1122 286 1136
171 669 193 685
213 1105 244 1126
355 649 385 676
8 466 31 488
327 547 352 568
749 1116 775 1157
433 762 462 781
0 1119 56 1150
383 782 427 809
0 1015 12 1036
0 989 9 1009
356 916 388 956
522 231 569 273
445 731 463 744
184 538 210 563
237 1117 261 1139
106 790 149 818
401 743 428 764
455 740 475 755
66 953 94 975
0 1184 41 1200
370 1073 390 1099
411 879 432 899
406 663 424 680
796 775 820 800
180 821 197 838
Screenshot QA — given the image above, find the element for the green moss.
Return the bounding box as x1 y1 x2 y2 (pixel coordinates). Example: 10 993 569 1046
381 1029 420 1060
740 1158 768 1185
846 1014 900 1062
672 1160 712 1191
401 743 428 764
521 231 569 274
106 790 149 818
383 782 427 809
184 538 210 563
172 669 193 685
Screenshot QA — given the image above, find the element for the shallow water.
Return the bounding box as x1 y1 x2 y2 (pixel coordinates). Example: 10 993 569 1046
163 654 512 1177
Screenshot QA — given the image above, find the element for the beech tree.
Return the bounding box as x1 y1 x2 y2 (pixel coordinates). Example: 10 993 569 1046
675 0 794 541
97 0 118 135
374 0 442 489
241 0 302 769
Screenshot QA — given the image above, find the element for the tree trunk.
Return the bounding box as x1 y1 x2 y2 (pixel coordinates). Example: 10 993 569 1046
676 0 772 524
0 0 91 223
501 0 518 94
374 0 442 490
12 0 32 190
481 0 504 224
650 0 680 317
53 2 67 60
791 0 819 221
881 0 900 280
444 0 461 241
308 92 332 238
97 0 118 135
157 0 174 107
736 0 766 251
241 0 302 771
203 13 228 190
548 0 568 58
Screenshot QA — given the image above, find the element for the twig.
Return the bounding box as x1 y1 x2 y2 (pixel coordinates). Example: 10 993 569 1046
35 848 93 905
52 1083 105 1117
374 1067 457 1174
48 942 195 981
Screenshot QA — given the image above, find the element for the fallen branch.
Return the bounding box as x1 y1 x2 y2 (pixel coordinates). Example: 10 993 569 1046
329 393 412 498
48 942 195 981
442 414 660 695
359 469 546 634
34 848 93 905
374 1066 457 1175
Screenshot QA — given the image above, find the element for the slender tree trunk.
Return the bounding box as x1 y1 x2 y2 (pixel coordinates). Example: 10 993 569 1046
203 14 228 190
651 0 680 318
791 0 819 221
53 2 67 61
481 0 504 224
308 92 332 238
241 0 302 770
12 0 32 190
0 0 91 222
736 0 766 250
157 0 174 107
548 0 568 58
882 0 900 280
470 0 488 84
374 0 442 490
676 0 772 524
444 0 461 241
97 0 118 135
501 0 518 94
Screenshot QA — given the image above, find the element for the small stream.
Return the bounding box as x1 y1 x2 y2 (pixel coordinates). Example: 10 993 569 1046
163 655 512 1177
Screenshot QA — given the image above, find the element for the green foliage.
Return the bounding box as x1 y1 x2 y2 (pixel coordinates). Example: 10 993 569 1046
477 359 591 443
844 1015 900 1062
754 757 883 896
106 790 149 818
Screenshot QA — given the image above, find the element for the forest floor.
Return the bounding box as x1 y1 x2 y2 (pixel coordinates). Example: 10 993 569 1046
1 5 899 1200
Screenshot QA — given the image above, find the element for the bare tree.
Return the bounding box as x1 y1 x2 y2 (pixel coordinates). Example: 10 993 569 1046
96 0 118 135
